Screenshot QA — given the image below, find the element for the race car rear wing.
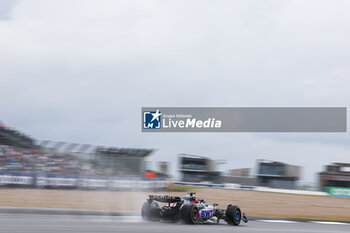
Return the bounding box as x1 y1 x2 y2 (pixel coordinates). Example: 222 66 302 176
148 195 182 203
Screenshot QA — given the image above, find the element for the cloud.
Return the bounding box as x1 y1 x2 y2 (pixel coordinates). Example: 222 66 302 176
0 0 20 20
1 0 350 182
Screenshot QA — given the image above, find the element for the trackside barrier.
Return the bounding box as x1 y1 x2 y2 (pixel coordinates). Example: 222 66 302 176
326 187 350 198
0 172 170 190
174 181 328 196
173 181 225 188
174 182 255 190
254 186 327 196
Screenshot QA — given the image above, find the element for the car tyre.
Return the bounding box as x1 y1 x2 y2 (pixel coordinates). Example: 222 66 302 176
181 204 199 224
225 205 241 225
141 201 160 221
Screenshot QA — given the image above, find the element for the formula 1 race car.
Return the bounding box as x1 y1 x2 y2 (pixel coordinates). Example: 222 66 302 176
141 192 248 225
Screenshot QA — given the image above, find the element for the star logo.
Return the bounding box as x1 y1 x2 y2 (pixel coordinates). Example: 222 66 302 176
150 109 162 122
143 109 162 129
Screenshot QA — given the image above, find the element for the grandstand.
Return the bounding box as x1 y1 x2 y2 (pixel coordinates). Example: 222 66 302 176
256 159 301 189
95 147 153 176
0 122 154 177
0 122 167 190
0 122 36 149
179 154 221 183
319 163 350 191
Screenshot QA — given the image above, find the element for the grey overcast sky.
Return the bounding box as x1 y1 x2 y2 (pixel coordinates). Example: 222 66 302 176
1 0 349 183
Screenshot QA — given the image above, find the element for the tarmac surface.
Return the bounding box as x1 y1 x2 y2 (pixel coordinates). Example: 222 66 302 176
0 213 349 233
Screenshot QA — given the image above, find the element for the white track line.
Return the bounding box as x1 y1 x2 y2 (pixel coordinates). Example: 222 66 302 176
117 216 142 223
310 221 350 225
259 220 297 223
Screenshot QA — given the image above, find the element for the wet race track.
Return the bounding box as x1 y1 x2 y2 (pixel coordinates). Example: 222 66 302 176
0 214 349 233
